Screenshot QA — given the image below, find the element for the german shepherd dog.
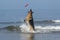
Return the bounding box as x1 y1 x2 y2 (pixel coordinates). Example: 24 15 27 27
24 9 35 32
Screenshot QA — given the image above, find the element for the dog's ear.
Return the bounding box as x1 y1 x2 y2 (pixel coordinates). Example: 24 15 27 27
30 9 34 13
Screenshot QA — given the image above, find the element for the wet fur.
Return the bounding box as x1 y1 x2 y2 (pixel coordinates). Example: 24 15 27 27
24 9 35 32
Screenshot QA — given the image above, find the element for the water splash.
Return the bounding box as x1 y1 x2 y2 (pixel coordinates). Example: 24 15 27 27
19 23 60 33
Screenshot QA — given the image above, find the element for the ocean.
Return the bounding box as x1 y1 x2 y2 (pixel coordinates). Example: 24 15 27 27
0 9 60 40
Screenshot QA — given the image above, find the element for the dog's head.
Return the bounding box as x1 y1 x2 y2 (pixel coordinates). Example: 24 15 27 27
24 9 33 22
28 9 33 14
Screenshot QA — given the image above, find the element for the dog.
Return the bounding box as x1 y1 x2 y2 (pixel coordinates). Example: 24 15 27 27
24 9 35 32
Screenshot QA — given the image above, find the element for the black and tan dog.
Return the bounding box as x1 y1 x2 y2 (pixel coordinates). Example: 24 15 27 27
24 9 35 32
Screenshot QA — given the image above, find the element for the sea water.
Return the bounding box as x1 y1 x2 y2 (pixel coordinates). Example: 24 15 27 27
0 9 60 40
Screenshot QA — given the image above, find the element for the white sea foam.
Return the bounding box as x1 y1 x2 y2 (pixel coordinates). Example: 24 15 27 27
19 24 60 33
52 20 60 23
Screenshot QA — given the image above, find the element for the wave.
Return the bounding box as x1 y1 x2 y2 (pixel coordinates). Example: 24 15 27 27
0 24 60 33
0 20 60 24
0 20 60 33
19 24 60 33
0 21 22 24
52 20 60 23
35 20 60 23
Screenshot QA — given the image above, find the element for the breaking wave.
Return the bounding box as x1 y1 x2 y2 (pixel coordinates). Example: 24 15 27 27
0 20 60 33
0 20 60 24
34 20 60 23
19 23 60 33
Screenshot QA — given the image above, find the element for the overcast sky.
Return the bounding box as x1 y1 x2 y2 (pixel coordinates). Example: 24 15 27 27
0 0 60 22
0 0 60 9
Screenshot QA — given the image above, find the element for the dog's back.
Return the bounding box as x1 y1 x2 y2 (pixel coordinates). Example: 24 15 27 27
24 9 35 32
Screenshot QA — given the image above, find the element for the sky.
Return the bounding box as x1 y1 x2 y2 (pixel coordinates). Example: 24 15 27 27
0 0 60 9
0 0 60 22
